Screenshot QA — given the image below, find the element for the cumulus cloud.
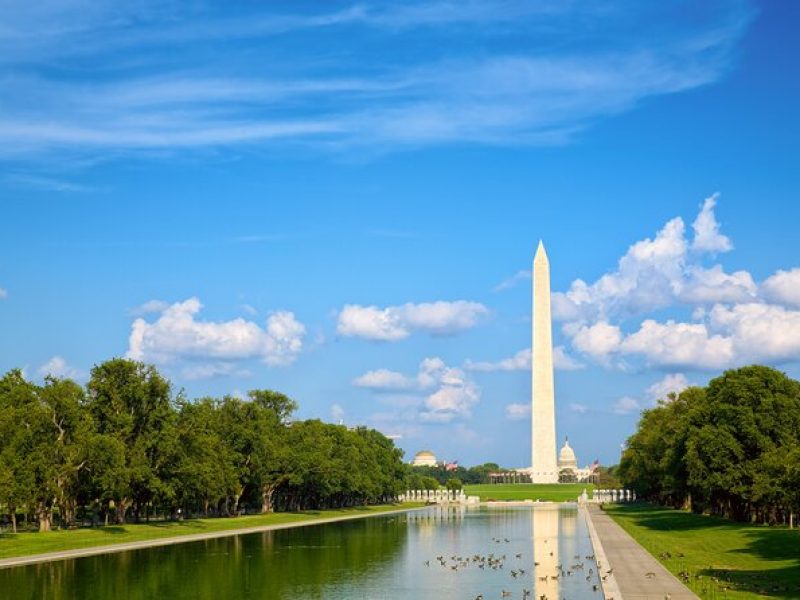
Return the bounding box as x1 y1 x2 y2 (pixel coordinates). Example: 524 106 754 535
127 297 306 372
552 197 748 323
679 265 756 304
646 373 690 403
505 403 530 421
38 356 83 380
569 403 588 414
337 300 488 341
762 268 800 308
613 396 641 415
465 346 583 372
0 287 7 299
619 319 734 369
709 302 800 363
552 197 800 370
568 304 800 371
353 368 417 390
354 357 480 423
570 321 623 359
691 194 733 253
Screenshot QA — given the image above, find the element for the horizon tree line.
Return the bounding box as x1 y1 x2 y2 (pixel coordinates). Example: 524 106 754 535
0 358 406 533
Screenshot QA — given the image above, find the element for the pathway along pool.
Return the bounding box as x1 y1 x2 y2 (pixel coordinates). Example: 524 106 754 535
3 504 604 600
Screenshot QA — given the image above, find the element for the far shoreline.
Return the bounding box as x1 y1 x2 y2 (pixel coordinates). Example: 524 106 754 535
0 504 428 570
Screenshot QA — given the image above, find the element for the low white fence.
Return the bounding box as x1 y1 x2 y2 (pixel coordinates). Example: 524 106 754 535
398 489 480 505
579 488 637 503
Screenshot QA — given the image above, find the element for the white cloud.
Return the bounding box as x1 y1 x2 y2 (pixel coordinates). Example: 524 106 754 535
493 269 530 292
505 403 530 421
709 302 800 363
337 300 488 341
353 368 416 390
0 287 6 299
613 396 641 415
553 345 585 371
619 319 734 370
465 345 583 372
180 363 251 380
331 403 345 422
127 297 305 372
466 348 530 372
553 216 688 321
762 268 800 308
355 357 481 423
0 3 752 156
554 197 800 370
679 265 756 304
552 197 746 323
130 299 169 316
691 193 733 253
570 321 622 358
569 403 588 414
38 356 83 380
646 373 690 403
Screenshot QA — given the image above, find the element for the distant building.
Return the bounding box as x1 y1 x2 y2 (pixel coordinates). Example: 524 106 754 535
411 450 438 467
557 438 594 482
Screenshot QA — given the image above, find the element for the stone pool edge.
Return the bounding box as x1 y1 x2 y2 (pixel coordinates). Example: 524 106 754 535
581 504 624 600
0 505 430 570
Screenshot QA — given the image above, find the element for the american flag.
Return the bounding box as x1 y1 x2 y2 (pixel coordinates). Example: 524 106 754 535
445 461 459 471
589 459 600 473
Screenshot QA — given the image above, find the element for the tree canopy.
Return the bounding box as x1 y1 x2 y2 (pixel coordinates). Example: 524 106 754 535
0 360 406 532
618 365 800 525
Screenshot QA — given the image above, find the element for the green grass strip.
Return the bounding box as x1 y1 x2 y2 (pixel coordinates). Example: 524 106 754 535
605 503 800 600
463 483 593 502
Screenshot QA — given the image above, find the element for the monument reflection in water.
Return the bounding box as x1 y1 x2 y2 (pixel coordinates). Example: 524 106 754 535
3 505 603 600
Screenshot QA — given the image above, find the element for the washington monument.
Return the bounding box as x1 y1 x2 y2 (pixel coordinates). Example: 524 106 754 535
530 241 558 483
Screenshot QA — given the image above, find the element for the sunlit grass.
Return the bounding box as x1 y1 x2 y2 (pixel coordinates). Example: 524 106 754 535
605 503 800 600
464 483 593 502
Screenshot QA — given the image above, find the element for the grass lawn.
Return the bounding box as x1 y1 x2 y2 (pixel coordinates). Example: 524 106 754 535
463 483 593 502
605 503 800 600
0 503 422 561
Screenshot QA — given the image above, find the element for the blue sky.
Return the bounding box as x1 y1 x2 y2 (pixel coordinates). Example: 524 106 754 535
2 0 799 467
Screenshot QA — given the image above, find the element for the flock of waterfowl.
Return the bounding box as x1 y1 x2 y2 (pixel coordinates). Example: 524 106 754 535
422 536 611 599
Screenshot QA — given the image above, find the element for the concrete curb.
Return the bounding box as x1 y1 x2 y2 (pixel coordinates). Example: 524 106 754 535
582 504 624 600
0 505 428 570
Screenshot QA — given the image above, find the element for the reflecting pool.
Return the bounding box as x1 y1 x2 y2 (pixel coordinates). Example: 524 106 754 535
3 505 603 600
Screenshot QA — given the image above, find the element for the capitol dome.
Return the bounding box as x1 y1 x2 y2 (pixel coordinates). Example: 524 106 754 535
411 450 438 467
558 438 578 470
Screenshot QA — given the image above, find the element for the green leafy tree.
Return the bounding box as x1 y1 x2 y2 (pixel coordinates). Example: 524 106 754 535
445 478 463 491
86 359 176 523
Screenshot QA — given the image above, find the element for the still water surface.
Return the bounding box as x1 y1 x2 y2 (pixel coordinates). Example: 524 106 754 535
4 505 603 600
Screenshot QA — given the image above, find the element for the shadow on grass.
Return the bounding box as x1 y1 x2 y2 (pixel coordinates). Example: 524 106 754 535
695 565 800 598
607 503 743 532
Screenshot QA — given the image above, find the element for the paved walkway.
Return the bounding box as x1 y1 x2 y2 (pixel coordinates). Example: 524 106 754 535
0 506 424 570
585 505 699 600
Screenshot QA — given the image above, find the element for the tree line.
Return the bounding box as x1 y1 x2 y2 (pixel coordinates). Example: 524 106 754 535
618 365 800 525
404 462 504 489
0 359 406 533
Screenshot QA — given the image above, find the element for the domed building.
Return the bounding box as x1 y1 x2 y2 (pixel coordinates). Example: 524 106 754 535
557 438 595 483
558 438 578 472
410 450 438 467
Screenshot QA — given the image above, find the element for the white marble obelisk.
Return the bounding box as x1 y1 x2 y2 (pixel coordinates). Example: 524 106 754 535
531 241 558 483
